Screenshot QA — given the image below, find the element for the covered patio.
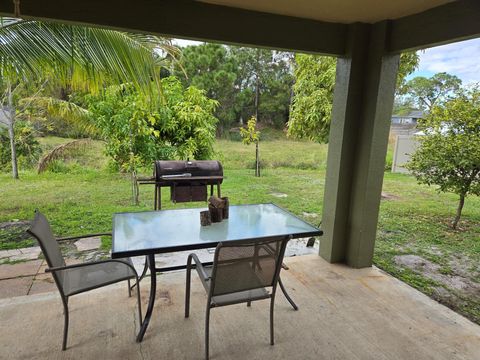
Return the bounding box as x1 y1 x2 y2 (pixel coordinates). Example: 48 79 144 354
1 0 480 358
1 255 479 359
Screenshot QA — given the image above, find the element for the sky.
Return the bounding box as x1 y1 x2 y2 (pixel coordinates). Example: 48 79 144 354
174 38 480 85
402 38 480 84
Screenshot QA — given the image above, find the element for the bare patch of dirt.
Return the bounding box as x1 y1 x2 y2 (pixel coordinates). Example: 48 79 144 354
394 254 480 323
381 192 400 200
0 220 35 248
394 255 479 293
0 220 30 231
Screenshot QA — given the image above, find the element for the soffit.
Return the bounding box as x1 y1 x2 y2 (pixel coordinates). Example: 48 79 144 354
199 0 454 23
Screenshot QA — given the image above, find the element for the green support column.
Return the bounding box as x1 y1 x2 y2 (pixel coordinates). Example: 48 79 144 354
320 22 400 268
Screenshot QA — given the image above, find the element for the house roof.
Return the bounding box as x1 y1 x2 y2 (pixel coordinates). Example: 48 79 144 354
392 110 425 119
200 0 453 24
408 110 424 118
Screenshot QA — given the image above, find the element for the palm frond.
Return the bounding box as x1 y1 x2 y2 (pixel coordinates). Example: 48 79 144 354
22 96 98 136
37 138 92 173
0 17 180 97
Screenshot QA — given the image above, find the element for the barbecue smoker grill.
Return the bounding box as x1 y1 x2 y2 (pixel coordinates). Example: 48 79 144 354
137 160 223 210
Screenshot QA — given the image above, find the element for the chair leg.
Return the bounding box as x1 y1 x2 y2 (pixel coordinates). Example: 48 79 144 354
205 305 211 360
247 301 251 307
135 276 143 328
270 296 275 346
128 279 132 297
185 266 191 318
61 296 69 351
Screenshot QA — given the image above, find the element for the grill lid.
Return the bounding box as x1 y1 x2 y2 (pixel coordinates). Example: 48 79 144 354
155 160 223 183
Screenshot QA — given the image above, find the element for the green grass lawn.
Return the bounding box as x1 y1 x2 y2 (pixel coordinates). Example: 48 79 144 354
0 136 478 323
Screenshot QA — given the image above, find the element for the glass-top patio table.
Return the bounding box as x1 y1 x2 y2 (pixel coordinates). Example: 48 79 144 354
112 203 322 342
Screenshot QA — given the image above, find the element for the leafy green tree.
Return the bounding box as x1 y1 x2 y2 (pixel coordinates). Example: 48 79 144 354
406 87 480 229
176 45 293 132
396 52 420 91
232 47 293 128
287 54 336 143
257 53 294 127
158 77 219 160
175 44 237 132
240 116 261 177
85 77 218 170
402 72 462 112
288 52 419 143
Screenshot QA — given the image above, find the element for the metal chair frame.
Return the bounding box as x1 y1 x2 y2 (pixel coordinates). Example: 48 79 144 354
185 236 290 360
27 210 142 351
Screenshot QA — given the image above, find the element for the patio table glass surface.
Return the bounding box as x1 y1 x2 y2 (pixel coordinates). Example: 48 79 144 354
112 203 321 258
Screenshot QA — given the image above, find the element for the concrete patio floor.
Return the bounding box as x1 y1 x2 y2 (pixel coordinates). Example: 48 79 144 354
1 254 479 360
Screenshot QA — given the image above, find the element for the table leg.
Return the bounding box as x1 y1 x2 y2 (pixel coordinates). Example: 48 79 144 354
131 257 149 291
136 254 157 342
279 277 298 310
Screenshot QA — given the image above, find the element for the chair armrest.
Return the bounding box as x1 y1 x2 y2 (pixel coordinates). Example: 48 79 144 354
187 253 210 280
56 232 111 242
45 258 137 276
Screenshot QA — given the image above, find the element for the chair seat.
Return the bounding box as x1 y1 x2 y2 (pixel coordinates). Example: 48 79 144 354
62 258 136 296
201 266 270 307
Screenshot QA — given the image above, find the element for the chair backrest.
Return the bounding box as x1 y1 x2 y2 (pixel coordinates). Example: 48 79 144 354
210 237 288 297
27 211 66 288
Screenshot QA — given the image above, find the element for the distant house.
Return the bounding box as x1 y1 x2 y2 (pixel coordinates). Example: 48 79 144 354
391 110 423 125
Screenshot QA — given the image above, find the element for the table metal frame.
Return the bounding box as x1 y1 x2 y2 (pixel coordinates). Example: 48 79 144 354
111 204 322 342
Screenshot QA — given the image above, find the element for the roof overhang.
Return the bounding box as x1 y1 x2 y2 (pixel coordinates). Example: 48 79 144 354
0 0 479 55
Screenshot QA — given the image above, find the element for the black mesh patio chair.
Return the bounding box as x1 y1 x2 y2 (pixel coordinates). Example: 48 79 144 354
27 210 142 351
185 237 289 360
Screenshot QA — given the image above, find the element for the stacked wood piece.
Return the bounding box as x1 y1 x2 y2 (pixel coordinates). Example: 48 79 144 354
208 196 229 223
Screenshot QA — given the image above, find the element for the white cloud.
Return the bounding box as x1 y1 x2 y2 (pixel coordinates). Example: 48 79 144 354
173 39 204 47
414 38 480 84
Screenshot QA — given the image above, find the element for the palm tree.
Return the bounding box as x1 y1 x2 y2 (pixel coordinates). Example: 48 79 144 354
0 17 179 178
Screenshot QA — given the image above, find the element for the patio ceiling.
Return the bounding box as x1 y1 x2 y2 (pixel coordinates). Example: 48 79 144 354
200 0 454 24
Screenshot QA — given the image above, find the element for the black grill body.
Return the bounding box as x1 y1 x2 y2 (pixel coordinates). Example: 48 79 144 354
152 161 223 209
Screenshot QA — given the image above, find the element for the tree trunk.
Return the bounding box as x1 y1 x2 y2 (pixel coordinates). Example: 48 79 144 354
255 141 260 177
7 83 18 179
452 193 465 230
254 50 260 123
131 170 139 205
254 74 260 122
